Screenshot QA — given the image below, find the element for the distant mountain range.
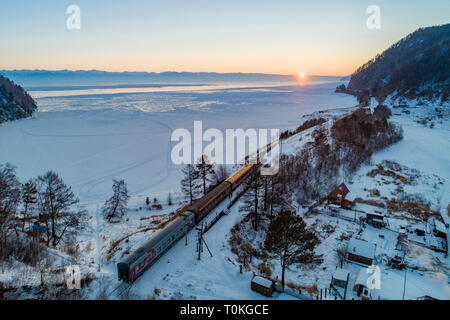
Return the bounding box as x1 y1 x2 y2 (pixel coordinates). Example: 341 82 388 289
0 75 38 124
0 70 298 88
337 23 450 104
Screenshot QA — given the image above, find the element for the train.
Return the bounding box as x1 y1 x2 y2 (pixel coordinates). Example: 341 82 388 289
117 163 258 283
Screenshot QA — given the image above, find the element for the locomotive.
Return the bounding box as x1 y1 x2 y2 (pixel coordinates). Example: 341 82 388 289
117 163 258 283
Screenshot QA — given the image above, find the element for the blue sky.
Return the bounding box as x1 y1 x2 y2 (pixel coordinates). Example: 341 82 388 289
0 0 448 75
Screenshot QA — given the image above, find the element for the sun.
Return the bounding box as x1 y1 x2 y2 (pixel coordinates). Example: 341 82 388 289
299 72 306 78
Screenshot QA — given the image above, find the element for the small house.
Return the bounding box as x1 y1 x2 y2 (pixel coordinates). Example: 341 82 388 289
366 212 385 228
433 220 447 239
347 238 376 265
251 276 274 297
327 183 352 208
331 268 349 289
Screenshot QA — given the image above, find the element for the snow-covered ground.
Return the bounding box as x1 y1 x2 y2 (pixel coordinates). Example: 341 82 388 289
1 80 448 300
0 80 356 299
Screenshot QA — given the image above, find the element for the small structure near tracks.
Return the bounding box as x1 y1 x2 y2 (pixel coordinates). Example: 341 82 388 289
251 275 275 297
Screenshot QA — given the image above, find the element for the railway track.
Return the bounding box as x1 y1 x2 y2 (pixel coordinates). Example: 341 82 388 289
109 281 132 298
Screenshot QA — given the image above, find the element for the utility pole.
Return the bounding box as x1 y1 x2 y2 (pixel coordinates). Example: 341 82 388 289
197 224 203 260
402 267 407 300
184 214 188 246
196 223 212 260
402 241 408 300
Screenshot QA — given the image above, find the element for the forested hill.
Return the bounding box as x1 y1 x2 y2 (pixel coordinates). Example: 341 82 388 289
337 23 450 104
0 74 38 124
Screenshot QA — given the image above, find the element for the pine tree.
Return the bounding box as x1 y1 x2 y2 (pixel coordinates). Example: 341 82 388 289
264 210 322 288
21 179 37 231
195 155 215 196
180 164 201 204
102 179 130 222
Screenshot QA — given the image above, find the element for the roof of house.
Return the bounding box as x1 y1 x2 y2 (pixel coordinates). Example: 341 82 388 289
354 268 371 287
434 220 447 234
337 183 350 197
348 238 376 259
252 276 273 288
367 212 384 219
333 268 350 282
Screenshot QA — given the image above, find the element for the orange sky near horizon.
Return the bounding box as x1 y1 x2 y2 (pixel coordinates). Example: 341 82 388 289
1 1 449 77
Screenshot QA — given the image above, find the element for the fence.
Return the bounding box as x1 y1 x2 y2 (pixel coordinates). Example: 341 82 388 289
273 284 313 300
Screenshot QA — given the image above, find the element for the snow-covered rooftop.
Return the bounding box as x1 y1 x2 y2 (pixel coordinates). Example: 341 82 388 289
252 276 273 288
348 238 376 259
354 268 370 287
367 212 384 218
434 220 447 234
333 268 350 282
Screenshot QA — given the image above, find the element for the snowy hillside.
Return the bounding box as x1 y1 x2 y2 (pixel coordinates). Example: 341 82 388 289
0 74 37 123
341 23 450 104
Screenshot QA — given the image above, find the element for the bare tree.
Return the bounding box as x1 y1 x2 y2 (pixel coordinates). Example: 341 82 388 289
239 171 263 231
36 171 86 247
180 164 200 204
102 179 129 222
264 210 322 288
336 246 347 268
0 163 21 263
195 155 215 196
267 175 291 219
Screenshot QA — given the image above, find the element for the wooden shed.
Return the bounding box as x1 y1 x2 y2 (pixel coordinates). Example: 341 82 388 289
251 276 274 297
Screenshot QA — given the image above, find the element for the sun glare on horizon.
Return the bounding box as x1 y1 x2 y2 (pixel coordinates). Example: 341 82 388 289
299 73 306 78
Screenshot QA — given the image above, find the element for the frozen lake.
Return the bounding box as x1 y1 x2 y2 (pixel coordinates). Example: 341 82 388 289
0 80 356 207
